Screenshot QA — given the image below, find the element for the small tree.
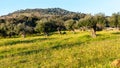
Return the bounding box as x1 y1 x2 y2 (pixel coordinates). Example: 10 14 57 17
64 19 76 33
77 18 88 31
110 12 120 29
0 23 7 37
5 22 16 37
15 23 25 38
78 13 106 38
78 14 97 38
55 19 65 34
35 19 56 36
94 13 106 31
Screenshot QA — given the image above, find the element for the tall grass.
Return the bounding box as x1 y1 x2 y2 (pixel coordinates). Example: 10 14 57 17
0 31 120 68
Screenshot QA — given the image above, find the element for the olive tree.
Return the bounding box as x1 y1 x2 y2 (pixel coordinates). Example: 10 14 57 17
94 13 106 31
0 23 7 37
35 19 56 36
15 23 33 38
110 12 120 29
5 22 16 37
64 19 76 33
78 14 97 38
55 19 65 34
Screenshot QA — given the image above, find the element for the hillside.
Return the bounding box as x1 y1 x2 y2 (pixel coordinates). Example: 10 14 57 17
9 8 75 15
0 8 81 19
0 31 120 68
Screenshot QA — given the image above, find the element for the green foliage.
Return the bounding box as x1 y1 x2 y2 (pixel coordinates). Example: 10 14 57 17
78 14 96 28
94 13 106 24
0 23 7 37
109 12 120 28
94 13 106 30
1 8 120 37
35 19 57 35
78 13 106 31
16 23 33 35
64 19 76 31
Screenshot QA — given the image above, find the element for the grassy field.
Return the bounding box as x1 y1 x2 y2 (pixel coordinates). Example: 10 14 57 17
0 31 120 68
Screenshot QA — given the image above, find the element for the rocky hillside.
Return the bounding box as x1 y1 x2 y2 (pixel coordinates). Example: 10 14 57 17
0 8 82 19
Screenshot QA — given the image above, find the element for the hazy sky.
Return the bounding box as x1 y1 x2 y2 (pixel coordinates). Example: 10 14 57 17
0 0 120 16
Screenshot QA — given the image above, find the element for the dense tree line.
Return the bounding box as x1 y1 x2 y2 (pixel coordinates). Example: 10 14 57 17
0 8 120 38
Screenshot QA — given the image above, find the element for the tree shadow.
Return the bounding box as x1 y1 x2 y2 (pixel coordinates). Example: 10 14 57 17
0 38 54 46
0 35 94 59
4 34 110 57
0 37 84 59
111 32 120 35
96 34 102 36
51 42 83 50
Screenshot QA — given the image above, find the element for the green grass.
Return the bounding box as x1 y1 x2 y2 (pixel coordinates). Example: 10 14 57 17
0 31 120 68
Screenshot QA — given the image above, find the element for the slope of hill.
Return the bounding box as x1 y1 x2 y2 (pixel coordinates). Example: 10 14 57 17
0 8 85 19
9 8 75 15
0 8 81 19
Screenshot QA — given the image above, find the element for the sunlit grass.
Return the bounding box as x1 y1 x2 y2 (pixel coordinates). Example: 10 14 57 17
0 30 120 68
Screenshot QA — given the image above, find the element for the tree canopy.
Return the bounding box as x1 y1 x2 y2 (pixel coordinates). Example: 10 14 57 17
0 8 120 37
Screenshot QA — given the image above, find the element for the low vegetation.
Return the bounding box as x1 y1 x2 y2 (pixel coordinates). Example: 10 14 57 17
0 30 120 68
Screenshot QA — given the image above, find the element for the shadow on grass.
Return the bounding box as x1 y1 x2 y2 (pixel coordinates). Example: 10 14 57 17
0 37 85 59
0 38 54 46
0 34 116 59
111 32 120 35
96 34 103 36
0 48 48 59
51 42 83 50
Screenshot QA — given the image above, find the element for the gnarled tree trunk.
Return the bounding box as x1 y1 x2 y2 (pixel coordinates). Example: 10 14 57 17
57 27 62 34
91 25 96 38
44 32 49 37
72 29 75 34
91 28 96 38
20 31 26 38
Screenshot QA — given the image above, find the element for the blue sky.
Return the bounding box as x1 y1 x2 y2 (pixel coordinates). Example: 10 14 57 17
0 0 120 16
